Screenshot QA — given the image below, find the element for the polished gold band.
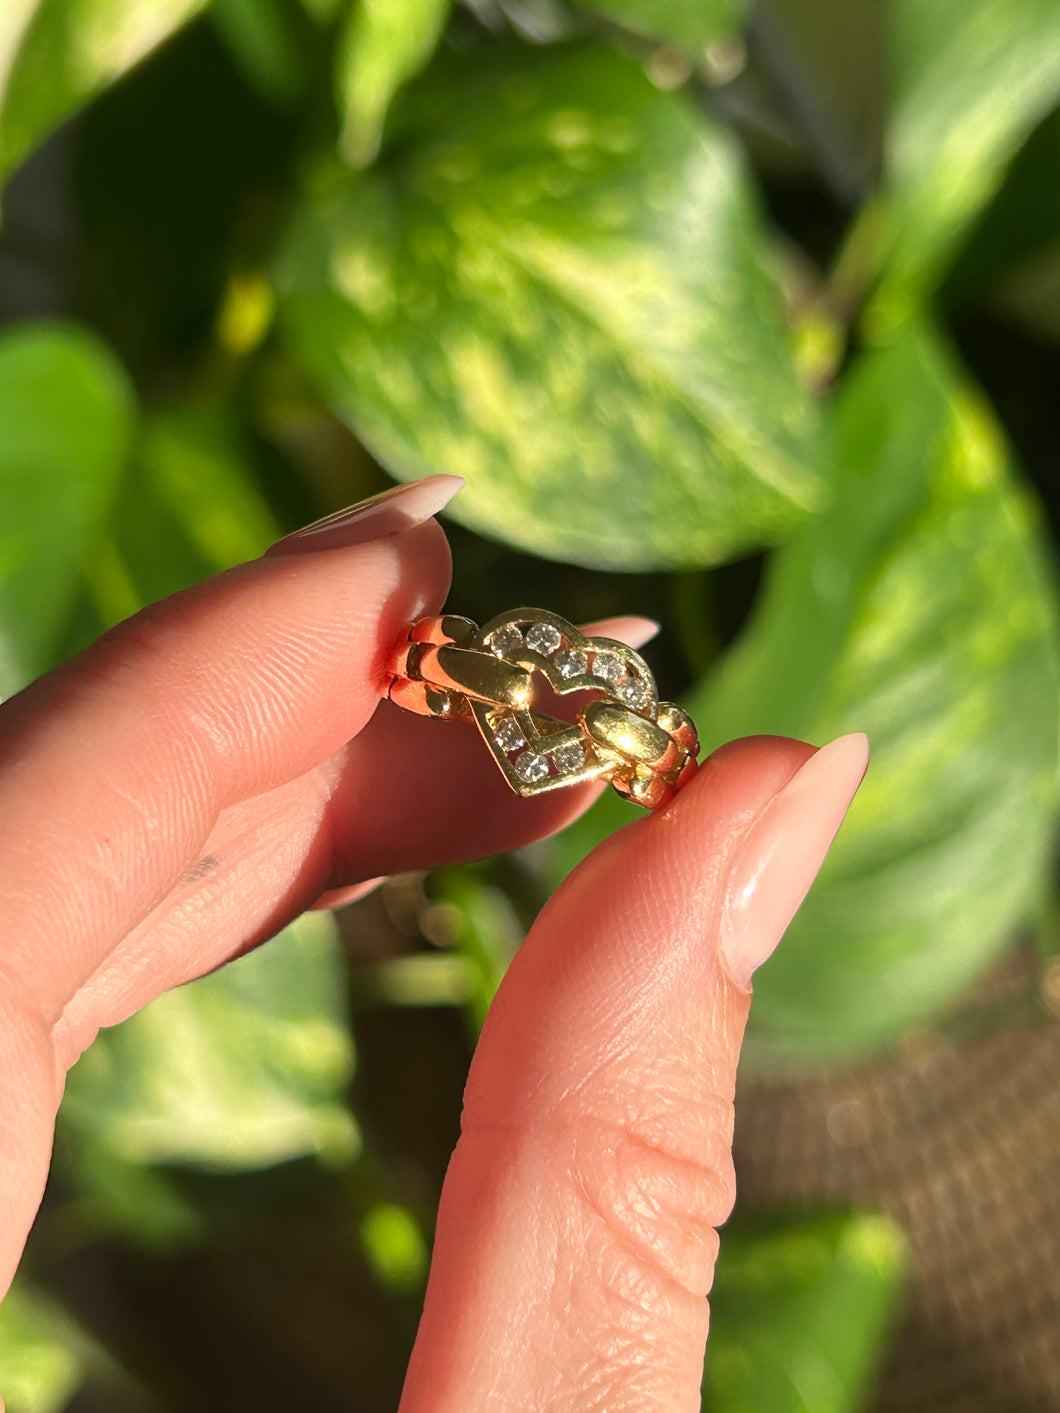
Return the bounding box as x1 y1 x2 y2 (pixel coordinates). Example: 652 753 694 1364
384 608 699 811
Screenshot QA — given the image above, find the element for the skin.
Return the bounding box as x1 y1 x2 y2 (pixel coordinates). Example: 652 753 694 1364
0 498 866 1411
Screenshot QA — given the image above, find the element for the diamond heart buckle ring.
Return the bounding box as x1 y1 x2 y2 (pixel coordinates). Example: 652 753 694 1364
384 608 699 811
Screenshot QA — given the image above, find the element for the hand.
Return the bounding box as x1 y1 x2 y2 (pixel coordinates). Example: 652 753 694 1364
0 476 867 1412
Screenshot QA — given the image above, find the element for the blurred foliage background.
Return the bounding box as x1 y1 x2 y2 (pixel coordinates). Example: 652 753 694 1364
2 0 1060 1409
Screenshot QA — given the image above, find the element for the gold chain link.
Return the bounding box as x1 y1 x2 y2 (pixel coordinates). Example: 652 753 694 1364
384 610 699 811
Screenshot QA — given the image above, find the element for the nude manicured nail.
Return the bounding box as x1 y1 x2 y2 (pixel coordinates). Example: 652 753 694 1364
586 615 661 650
271 475 464 553
719 732 870 988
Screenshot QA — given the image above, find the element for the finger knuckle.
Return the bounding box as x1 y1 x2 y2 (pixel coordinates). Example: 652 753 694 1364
565 1098 737 1302
74 599 189 695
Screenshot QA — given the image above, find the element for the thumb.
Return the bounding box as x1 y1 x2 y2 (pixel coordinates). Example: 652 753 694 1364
399 732 869 1412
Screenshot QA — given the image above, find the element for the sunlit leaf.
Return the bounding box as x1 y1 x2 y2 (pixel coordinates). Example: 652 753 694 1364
941 112 1060 345
77 401 281 637
359 1202 429 1294
869 0 1060 324
696 323 1060 1061
61 912 359 1170
548 324 1060 1061
0 1286 85 1413
335 0 451 167
0 321 134 696
941 109 1060 316
278 42 824 570
136 404 281 568
431 865 523 1033
0 1 40 117
704 1212 907 1412
580 0 743 52
349 952 474 1010
0 0 209 188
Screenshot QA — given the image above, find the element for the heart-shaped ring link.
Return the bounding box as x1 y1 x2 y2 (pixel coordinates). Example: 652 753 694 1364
384 608 699 811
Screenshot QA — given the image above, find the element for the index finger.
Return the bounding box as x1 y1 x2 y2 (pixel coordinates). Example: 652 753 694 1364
0 476 458 1019
0 477 460 1298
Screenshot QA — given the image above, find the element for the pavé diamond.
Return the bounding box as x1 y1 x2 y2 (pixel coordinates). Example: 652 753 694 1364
551 739 586 773
526 622 562 655
617 675 651 713
489 623 524 657
493 716 526 752
554 648 588 679
515 750 550 783
593 651 625 684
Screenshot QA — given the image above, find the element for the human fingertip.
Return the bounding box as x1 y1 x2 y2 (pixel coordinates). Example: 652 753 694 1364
581 614 661 650
311 877 387 910
718 731 869 988
267 475 464 556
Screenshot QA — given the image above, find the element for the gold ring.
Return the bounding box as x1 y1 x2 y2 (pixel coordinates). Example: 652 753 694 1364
383 608 699 811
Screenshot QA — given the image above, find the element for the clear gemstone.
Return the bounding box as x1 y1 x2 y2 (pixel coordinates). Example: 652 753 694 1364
593 650 625 684
617 675 651 713
554 648 588 679
493 716 526 752
526 621 562 655
489 623 524 658
515 750 549 782
551 739 586 774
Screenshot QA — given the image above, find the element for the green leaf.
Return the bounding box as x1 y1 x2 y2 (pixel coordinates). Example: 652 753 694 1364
695 323 1060 1062
870 0 1060 324
336 0 452 168
135 404 281 570
580 0 744 53
209 0 307 105
0 0 209 188
0 1287 86 1413
941 109 1060 316
359 1202 429 1294
704 1212 907 1413
61 911 359 1170
0 321 134 695
298 0 343 21
277 42 824 571
70 403 281 662
56 1143 205 1253
0 3 41 119
431 865 524 1033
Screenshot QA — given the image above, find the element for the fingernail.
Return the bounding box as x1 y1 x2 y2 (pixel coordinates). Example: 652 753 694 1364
719 732 869 988
269 475 464 554
586 615 661 650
